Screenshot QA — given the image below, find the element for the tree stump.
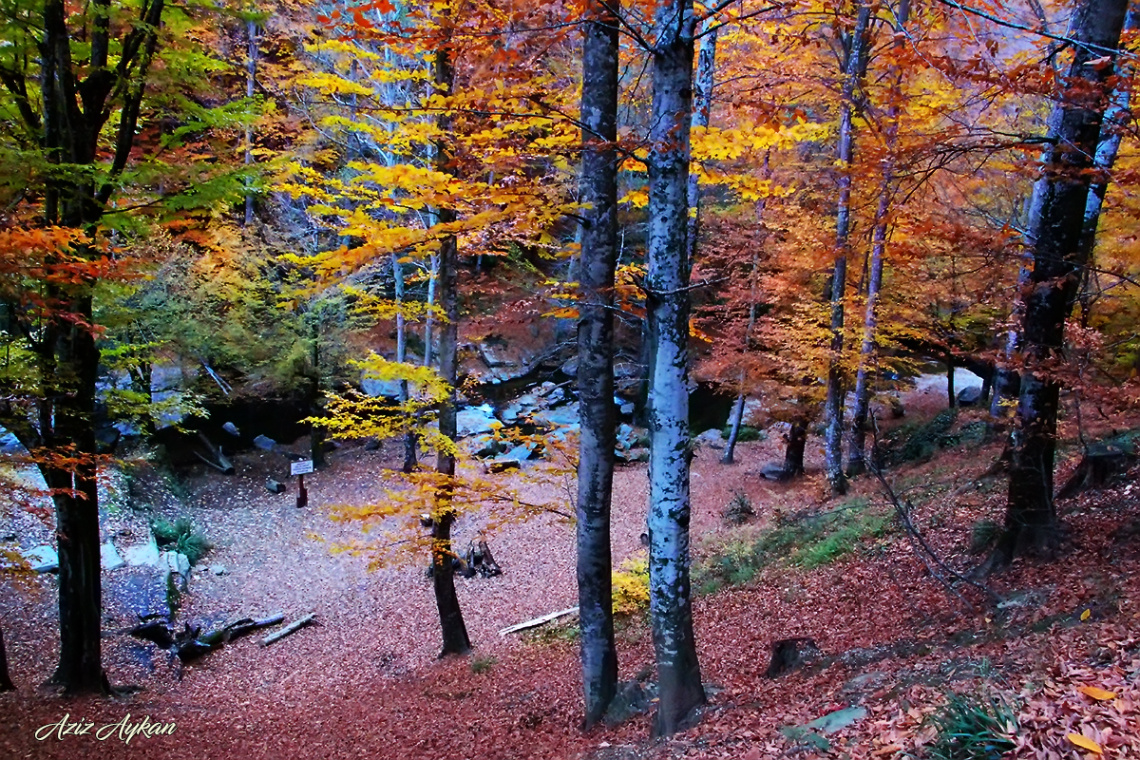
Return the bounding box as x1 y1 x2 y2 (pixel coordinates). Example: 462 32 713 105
1057 437 1138 500
766 637 822 678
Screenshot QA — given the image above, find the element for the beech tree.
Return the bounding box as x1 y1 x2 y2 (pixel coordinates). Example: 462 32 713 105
990 0 1130 568
575 0 620 728
644 0 705 736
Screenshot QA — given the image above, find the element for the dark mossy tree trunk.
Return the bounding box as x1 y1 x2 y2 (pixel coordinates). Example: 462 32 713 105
575 0 620 729
0 624 13 691
6 0 166 695
645 0 705 737
784 417 808 478
823 2 872 497
989 0 1129 571
430 37 471 657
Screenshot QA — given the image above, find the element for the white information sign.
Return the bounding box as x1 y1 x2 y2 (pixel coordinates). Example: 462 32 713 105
290 460 314 476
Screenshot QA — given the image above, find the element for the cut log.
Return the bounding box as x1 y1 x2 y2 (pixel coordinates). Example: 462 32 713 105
498 607 579 636
261 613 317 646
129 620 175 649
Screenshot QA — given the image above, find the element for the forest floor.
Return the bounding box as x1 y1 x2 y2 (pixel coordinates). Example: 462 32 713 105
2 376 1139 760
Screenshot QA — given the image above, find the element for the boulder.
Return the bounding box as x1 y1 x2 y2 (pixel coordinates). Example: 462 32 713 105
101 541 125 572
222 421 241 437
456 405 497 438
695 428 725 450
22 545 58 573
160 550 191 592
122 536 161 567
361 375 402 398
104 566 172 624
534 405 580 430
957 385 984 406
253 434 277 451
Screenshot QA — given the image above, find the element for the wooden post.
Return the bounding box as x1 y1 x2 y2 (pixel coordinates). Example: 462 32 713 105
296 474 308 508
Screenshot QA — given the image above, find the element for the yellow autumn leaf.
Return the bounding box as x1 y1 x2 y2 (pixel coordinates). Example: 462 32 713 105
1067 734 1103 754
1081 608 1092 621
1077 685 1118 701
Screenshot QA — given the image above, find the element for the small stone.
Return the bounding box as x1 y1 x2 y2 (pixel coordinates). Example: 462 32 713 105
210 564 228 576
253 434 277 451
222 421 241 437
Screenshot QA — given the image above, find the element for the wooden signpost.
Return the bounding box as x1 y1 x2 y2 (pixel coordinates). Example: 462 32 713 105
291 460 313 507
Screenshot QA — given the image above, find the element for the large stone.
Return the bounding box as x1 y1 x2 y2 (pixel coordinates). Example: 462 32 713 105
695 428 725 449
160 550 191 592
253 434 277 451
802 706 868 735
22 545 58 573
222 421 241 437
957 385 984 406
122 536 161 567
534 405 579 430
101 541 125 571
104 566 171 623
361 374 402 398
456 405 497 438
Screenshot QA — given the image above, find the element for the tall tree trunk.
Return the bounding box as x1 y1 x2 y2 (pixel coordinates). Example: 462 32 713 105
784 416 808 477
575 0 620 727
645 0 705 737
393 253 417 473
990 0 1129 570
0 623 13 691
424 253 438 369
431 35 471 657
685 26 717 267
848 0 910 478
1077 7 1136 325
823 3 872 497
243 18 258 226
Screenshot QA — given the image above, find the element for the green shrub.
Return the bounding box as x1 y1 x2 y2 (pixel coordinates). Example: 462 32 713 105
924 691 1017 760
151 517 212 565
969 519 1001 555
470 655 497 674
722 425 765 442
722 490 755 525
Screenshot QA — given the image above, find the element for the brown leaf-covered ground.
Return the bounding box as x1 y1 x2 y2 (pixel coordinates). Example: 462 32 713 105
2 384 1139 759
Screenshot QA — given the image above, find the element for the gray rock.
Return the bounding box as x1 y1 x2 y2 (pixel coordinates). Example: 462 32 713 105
957 385 984 406
101 541 125 571
22 545 58 573
160 550 191 592
104 566 172 623
468 433 505 459
802 706 868 735
456 404 497 438
619 402 635 416
560 356 578 376
534 405 579 430
361 375 402 398
503 443 539 462
209 564 228 576
253 434 277 451
122 536 161 567
760 462 789 481
222 421 241 437
695 428 725 449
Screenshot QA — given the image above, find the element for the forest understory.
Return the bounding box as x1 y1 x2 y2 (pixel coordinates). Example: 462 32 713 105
2 381 1138 760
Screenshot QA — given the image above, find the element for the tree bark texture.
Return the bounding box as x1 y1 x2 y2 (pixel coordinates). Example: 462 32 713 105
823 2 872 496
0 624 13 691
646 0 706 737
685 25 717 268
431 37 471 656
575 0 620 729
994 0 1129 568
847 0 910 478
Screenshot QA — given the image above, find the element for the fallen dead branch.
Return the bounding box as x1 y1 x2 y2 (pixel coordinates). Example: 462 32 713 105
498 607 578 636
